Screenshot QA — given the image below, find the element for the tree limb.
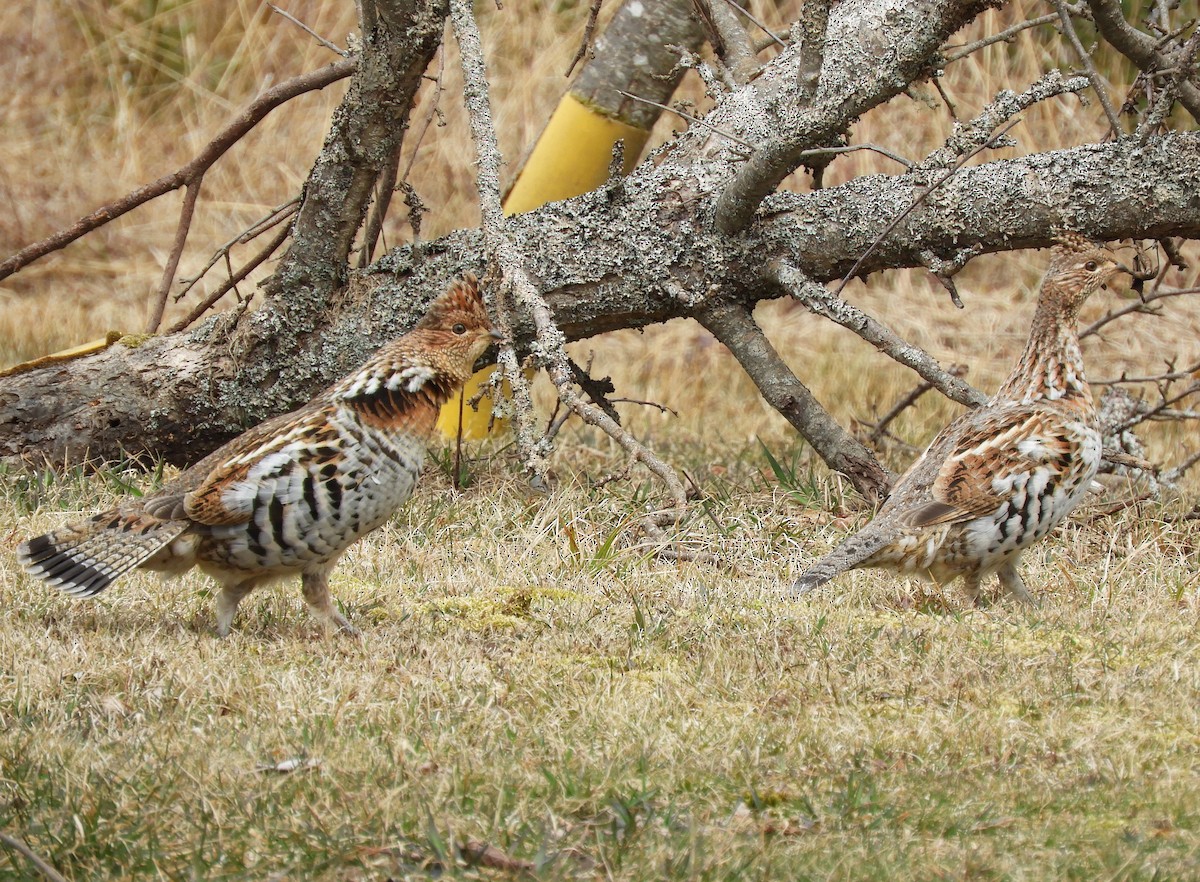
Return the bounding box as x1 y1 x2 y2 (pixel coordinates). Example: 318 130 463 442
0 58 356 285
450 0 690 524
693 296 894 502
771 259 985 407
1085 0 1200 121
712 0 996 234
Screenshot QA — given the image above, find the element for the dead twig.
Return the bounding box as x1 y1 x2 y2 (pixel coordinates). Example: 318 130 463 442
173 198 299 303
450 0 692 537
1086 0 1200 121
943 12 1061 62
833 118 1020 296
720 0 786 47
165 222 293 334
836 71 1089 296
0 58 357 322
266 3 348 56
565 0 604 77
775 260 985 408
868 364 968 445
614 90 755 149
1052 0 1124 137
0 832 68 882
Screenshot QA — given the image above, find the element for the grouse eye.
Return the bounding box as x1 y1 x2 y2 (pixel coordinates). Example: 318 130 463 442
1084 260 1098 272
452 322 467 335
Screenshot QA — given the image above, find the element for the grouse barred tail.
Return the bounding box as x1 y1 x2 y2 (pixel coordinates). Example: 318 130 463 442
17 275 499 636
18 512 187 598
790 525 893 596
791 235 1130 604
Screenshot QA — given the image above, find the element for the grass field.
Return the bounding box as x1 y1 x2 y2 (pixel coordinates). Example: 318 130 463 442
2 1 1200 879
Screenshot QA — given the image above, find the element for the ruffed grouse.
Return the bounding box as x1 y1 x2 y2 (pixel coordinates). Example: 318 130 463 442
792 235 1129 604
18 276 499 635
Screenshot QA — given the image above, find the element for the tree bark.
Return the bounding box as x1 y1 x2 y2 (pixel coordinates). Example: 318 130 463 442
0 0 448 468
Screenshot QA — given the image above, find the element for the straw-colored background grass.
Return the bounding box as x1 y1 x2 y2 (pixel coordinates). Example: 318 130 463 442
1 1 1199 879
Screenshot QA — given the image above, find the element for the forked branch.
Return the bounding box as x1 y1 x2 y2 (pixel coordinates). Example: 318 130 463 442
0 58 357 323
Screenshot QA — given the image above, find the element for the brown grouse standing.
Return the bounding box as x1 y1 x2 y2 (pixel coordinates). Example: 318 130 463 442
18 276 499 635
792 236 1129 604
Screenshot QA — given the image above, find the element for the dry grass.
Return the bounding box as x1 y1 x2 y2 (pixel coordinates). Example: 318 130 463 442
2 1 1200 879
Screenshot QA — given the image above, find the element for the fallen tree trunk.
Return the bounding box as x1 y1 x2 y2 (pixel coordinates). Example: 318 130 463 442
3 131 1197 469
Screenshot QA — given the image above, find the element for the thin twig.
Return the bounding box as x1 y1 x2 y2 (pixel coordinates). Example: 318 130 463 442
0 58 356 285
1163 448 1200 484
1136 30 1200 140
164 222 292 334
358 142 403 268
266 3 348 56
719 0 786 47
943 12 1061 62
146 179 202 332
868 364 968 445
833 118 1020 296
1081 285 1200 339
565 0 604 77
615 90 755 149
775 260 985 407
174 198 299 301
1053 0 1124 137
1086 0 1200 121
798 143 913 170
450 0 691 532
0 832 68 882
1093 362 1200 384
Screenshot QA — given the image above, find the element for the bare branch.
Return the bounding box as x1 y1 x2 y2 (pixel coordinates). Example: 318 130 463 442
699 0 762 84
1080 285 1200 340
720 0 785 48
267 2 349 56
0 59 356 285
833 118 1020 295
1136 30 1200 140
173 198 299 302
867 365 969 445
164 222 292 335
1163 448 1200 485
450 0 690 524
614 89 755 148
773 260 986 407
798 143 914 170
357 142 404 268
943 12 1060 62
713 0 997 235
1086 0 1200 121
795 0 829 101
1052 0 1123 136
693 294 893 502
565 0 604 78
146 180 203 332
0 832 68 882
836 71 1089 293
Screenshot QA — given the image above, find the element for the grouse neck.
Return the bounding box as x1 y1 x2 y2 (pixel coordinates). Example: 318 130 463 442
993 293 1091 406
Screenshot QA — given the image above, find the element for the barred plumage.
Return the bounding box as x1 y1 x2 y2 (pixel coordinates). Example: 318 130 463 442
792 235 1130 604
17 276 499 635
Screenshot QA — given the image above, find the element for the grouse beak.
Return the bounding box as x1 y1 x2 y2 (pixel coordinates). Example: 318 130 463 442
489 328 505 342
